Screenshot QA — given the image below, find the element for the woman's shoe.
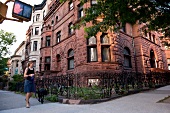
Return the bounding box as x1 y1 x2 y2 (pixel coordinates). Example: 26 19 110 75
26 103 30 108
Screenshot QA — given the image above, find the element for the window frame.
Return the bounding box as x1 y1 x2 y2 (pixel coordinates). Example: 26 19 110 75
69 1 74 11
56 54 61 71
56 16 58 22
78 4 83 19
33 41 38 51
45 57 51 63
100 33 111 62
68 49 74 70
36 14 40 21
44 56 51 70
101 46 111 62
56 31 61 44
51 20 54 26
123 47 132 68
87 36 98 62
35 27 39 35
68 22 74 35
46 36 51 47
91 0 97 6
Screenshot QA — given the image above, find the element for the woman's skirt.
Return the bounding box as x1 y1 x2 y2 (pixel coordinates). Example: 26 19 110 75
24 80 35 93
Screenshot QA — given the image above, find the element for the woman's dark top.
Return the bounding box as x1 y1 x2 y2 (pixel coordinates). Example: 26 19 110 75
26 68 34 81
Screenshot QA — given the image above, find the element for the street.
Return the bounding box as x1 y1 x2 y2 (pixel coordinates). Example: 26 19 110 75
0 85 170 113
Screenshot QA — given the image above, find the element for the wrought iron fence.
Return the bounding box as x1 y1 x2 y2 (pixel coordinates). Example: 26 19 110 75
15 71 170 100
32 71 170 100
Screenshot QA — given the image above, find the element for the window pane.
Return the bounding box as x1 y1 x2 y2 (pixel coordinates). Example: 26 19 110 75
33 41 37 51
33 61 36 69
45 64 50 70
51 20 54 25
45 57 51 63
123 48 130 55
102 47 110 62
69 23 74 35
124 56 130 67
56 31 61 43
69 2 74 10
35 27 39 35
88 47 97 61
88 36 96 45
68 50 74 57
101 34 109 44
167 59 170 64
46 36 50 46
81 10 84 17
56 16 58 21
36 14 40 21
91 0 97 5
57 55 61 62
78 5 83 19
69 58 74 69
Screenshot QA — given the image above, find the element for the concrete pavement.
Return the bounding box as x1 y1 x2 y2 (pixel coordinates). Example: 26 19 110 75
0 90 49 111
0 85 170 113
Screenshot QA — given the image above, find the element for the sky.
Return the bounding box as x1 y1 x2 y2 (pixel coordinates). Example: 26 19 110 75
0 0 43 57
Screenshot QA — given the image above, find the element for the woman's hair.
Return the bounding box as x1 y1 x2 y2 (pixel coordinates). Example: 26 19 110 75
27 61 34 67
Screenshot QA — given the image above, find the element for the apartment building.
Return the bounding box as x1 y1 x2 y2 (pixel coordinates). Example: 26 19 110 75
39 0 168 80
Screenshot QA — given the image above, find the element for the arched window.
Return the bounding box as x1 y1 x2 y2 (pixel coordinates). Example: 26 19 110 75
56 16 58 22
101 33 110 44
68 22 74 35
150 49 156 68
123 47 131 68
69 1 74 11
87 36 97 62
51 20 54 26
68 49 74 70
101 33 110 62
56 54 61 71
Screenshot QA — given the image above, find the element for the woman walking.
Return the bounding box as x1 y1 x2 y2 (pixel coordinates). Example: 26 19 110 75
24 61 35 108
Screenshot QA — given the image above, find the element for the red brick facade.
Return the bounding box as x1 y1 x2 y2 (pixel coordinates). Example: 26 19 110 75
40 0 168 77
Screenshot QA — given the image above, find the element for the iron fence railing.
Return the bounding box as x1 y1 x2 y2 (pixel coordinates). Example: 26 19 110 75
16 71 170 100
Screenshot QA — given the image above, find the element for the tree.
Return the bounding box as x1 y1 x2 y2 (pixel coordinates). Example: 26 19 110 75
0 57 8 76
0 30 16 76
0 29 16 56
61 0 170 38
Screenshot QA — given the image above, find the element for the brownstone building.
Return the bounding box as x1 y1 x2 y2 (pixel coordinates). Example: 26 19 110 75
40 0 168 78
161 37 170 70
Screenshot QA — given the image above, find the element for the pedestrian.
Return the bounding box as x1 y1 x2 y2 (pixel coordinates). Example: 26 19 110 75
24 61 35 108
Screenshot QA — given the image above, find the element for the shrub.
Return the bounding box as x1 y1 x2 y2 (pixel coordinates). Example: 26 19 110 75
12 74 24 82
8 81 17 91
45 95 58 102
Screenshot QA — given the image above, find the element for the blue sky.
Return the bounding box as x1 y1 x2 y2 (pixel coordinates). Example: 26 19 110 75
0 0 43 57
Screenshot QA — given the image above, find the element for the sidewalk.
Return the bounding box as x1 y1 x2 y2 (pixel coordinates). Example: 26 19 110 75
0 85 170 113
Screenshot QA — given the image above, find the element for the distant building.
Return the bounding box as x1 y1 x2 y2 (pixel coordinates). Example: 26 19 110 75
39 0 168 79
22 0 52 72
10 41 25 76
